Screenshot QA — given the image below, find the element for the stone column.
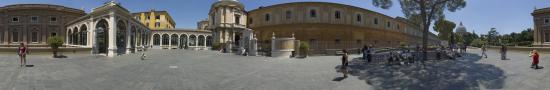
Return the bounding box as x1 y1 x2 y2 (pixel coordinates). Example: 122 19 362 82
168 34 172 49
107 14 117 57
125 23 132 54
249 34 258 56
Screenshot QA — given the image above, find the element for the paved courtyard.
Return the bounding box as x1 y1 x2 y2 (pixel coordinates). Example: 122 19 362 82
0 48 548 90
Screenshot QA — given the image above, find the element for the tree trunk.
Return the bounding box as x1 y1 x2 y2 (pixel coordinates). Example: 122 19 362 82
52 47 58 58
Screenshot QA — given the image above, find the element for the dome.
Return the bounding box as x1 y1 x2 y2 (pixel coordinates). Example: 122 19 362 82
455 22 468 34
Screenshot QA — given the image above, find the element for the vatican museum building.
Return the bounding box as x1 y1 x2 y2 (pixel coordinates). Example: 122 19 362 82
0 4 85 47
247 2 439 53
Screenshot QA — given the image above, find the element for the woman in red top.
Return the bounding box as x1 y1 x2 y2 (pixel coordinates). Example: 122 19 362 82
530 50 539 69
18 43 27 67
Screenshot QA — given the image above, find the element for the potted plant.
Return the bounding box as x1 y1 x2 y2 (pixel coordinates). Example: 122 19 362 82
47 36 64 58
299 42 309 58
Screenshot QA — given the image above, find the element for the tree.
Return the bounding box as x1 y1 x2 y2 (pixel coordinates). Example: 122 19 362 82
470 38 487 48
373 0 466 60
487 28 499 45
47 36 64 58
433 19 456 41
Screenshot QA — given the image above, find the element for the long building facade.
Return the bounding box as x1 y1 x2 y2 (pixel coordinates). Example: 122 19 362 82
0 4 85 47
244 2 439 53
1 0 441 56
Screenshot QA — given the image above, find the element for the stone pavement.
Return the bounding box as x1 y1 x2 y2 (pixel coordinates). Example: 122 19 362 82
0 49 548 90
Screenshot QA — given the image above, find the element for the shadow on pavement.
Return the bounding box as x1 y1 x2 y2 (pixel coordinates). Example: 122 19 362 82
335 53 506 90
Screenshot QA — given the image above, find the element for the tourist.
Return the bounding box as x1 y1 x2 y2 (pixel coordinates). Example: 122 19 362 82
18 43 28 67
362 45 368 61
367 45 374 63
530 50 540 69
501 45 507 60
481 45 487 58
340 49 349 78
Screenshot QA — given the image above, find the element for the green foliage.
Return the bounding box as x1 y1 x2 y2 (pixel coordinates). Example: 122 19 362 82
299 42 309 57
434 19 456 41
487 28 499 45
372 0 466 57
212 43 221 50
497 28 533 46
47 36 64 49
399 42 407 48
470 38 487 48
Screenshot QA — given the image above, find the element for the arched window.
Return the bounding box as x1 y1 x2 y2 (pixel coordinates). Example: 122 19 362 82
162 34 169 45
310 9 317 18
68 30 72 44
198 35 205 46
73 27 78 45
189 35 197 46
80 25 88 45
153 34 160 46
206 36 213 46
171 34 178 46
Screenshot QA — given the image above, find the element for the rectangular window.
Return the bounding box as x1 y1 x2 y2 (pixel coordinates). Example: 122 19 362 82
545 18 549 24
50 17 57 22
51 33 57 36
155 22 160 27
374 18 378 25
12 32 18 42
155 15 160 20
235 15 241 24
387 22 391 28
335 39 341 44
335 11 341 19
309 39 316 43
356 14 362 22
12 17 19 22
31 16 39 22
265 14 270 21
285 11 292 19
310 10 317 18
31 32 38 42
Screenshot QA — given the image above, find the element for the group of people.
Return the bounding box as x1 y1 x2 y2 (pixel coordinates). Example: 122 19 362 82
361 45 375 63
480 45 542 69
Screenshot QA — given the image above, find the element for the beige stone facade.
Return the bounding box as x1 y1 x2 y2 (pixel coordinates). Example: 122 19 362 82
0 4 85 47
533 7 550 46
247 2 439 51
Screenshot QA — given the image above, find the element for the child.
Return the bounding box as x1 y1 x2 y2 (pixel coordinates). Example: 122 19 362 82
530 50 540 69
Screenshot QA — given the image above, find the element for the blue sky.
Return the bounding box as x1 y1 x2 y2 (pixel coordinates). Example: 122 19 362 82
1 0 549 35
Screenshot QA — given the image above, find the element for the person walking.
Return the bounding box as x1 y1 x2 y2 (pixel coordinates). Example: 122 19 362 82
481 45 488 58
500 45 507 60
362 45 368 61
340 49 349 78
530 50 541 69
18 43 28 67
367 45 374 63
